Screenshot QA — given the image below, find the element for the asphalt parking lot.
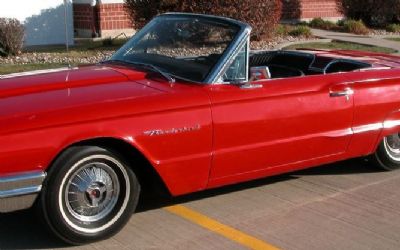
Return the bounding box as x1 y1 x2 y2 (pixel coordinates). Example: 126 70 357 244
1 158 400 250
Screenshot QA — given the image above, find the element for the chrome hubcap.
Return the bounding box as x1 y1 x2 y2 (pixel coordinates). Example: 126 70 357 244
65 163 120 222
384 133 400 161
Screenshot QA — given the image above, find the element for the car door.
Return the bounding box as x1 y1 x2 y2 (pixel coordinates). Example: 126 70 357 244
206 73 354 186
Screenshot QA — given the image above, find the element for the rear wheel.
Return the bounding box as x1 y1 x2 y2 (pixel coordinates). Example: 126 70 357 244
40 146 140 245
373 133 400 171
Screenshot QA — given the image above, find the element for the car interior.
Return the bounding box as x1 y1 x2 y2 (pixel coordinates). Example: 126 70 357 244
125 50 372 83
249 50 372 79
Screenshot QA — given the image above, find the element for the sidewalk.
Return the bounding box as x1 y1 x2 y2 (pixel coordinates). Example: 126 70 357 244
274 38 332 50
311 28 400 53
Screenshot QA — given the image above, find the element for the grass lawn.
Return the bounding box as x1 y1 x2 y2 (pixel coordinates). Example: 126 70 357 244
385 37 400 42
0 39 130 75
284 41 396 54
24 38 128 53
0 63 69 75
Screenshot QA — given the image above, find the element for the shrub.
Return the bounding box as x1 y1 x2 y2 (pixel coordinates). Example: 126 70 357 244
337 19 345 27
298 21 309 26
124 0 282 41
0 18 24 57
386 24 400 33
102 37 114 46
288 25 312 37
275 24 290 37
342 19 369 35
309 17 338 30
309 18 325 28
336 0 400 27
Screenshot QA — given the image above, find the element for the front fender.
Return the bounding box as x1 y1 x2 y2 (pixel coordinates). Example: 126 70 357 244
374 109 400 151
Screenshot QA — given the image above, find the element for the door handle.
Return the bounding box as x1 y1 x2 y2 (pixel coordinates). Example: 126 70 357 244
240 83 263 89
329 88 354 98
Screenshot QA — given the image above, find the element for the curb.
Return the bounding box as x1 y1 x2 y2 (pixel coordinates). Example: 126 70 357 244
310 28 400 54
273 39 332 50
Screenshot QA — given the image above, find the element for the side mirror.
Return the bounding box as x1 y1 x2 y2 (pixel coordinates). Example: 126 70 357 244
250 66 271 81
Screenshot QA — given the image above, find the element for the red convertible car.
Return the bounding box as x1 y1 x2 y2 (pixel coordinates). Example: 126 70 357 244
1 13 400 244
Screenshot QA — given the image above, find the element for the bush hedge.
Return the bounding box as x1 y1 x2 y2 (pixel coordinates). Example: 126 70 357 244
275 24 312 38
124 0 282 40
309 18 339 30
288 25 312 37
386 23 400 33
341 19 369 35
336 0 400 27
307 17 369 35
0 18 24 57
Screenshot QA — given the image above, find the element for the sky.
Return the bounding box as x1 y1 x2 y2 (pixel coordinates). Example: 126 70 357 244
0 0 70 22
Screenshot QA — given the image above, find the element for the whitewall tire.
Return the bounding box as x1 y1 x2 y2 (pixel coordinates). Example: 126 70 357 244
374 133 400 171
40 146 140 245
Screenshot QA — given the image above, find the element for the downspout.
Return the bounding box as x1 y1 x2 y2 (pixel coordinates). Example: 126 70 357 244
91 0 100 37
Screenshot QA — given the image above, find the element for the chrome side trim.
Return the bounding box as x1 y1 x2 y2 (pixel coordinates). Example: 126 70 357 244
358 67 391 71
0 67 72 79
0 171 46 213
0 171 46 184
0 186 42 199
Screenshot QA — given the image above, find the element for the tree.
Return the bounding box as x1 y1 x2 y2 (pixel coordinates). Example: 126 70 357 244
336 0 400 27
124 0 282 40
0 18 24 57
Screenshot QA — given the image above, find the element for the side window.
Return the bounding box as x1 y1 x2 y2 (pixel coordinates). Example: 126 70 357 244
223 41 248 82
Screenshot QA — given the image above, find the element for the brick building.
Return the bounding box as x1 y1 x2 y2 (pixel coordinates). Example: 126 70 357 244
282 0 342 21
72 0 343 39
73 0 134 38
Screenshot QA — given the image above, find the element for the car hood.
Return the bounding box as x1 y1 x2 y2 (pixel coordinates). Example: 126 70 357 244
0 65 158 98
0 64 209 135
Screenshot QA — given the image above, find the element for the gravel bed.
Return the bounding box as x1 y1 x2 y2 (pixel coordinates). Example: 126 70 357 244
251 35 313 50
369 29 400 37
0 51 114 65
0 36 312 65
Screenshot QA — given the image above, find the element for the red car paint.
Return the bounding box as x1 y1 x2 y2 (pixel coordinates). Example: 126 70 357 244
1 50 400 196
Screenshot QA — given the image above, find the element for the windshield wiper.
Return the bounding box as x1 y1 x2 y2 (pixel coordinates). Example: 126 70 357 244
102 59 175 83
101 59 129 65
130 62 175 83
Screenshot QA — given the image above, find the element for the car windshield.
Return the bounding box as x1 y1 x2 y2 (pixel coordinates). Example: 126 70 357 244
110 15 241 82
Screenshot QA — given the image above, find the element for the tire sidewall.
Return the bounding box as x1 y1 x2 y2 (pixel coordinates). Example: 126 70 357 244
375 138 400 171
40 146 140 245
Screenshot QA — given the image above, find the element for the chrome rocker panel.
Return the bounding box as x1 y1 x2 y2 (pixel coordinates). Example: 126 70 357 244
0 171 46 213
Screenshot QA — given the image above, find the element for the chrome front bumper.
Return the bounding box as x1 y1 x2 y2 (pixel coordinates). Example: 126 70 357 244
0 171 46 213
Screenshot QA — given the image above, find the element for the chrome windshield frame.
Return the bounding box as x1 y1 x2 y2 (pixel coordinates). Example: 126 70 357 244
111 12 252 85
210 33 251 84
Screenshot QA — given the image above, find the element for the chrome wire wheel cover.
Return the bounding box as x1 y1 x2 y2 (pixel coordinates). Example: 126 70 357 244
59 155 130 234
65 163 120 222
384 134 400 161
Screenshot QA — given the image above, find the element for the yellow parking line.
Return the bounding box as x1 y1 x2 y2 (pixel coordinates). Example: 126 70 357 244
164 205 280 250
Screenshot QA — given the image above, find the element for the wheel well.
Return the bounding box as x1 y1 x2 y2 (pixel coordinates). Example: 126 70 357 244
50 137 171 197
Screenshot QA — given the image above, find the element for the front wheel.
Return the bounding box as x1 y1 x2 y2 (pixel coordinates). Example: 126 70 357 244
40 146 140 245
373 133 400 171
